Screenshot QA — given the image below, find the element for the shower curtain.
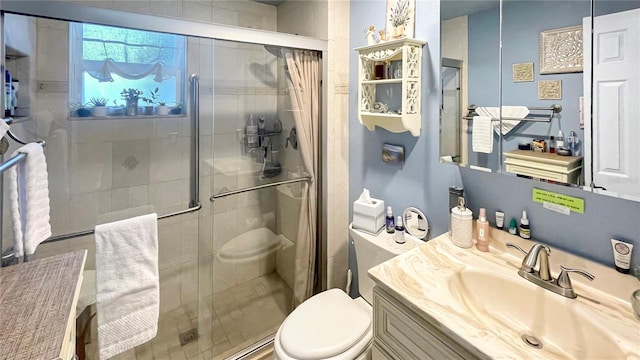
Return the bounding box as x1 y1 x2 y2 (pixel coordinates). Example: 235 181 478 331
282 49 319 306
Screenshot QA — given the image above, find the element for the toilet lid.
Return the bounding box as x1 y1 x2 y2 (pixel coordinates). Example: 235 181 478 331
280 289 371 360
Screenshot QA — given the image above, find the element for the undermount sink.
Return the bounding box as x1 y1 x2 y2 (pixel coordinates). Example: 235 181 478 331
448 270 625 359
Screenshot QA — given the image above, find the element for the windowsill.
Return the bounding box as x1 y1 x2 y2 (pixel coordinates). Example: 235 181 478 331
69 114 187 121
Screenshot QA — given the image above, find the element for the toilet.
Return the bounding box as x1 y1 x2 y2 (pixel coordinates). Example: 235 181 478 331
273 224 422 360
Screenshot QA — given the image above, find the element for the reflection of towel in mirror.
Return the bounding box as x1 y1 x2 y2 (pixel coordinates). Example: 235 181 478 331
472 116 493 154
476 106 529 135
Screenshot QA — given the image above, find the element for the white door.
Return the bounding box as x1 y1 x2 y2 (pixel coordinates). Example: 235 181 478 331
584 8 640 200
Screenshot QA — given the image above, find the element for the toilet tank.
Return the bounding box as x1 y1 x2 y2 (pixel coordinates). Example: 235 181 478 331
349 224 421 304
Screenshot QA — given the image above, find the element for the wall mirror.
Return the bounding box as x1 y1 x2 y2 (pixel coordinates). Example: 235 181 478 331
440 0 501 172
440 0 640 202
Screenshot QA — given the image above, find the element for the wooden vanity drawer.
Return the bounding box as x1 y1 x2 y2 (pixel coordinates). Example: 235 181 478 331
373 287 479 360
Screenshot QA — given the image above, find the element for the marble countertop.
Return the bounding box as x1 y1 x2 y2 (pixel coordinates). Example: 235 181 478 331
0 250 87 360
368 228 640 359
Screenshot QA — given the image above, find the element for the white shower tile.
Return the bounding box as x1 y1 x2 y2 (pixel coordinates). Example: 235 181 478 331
180 261 198 305
150 136 188 183
211 7 239 26
110 118 154 141
149 179 188 214
181 218 198 263
112 140 150 189
113 0 150 13
213 95 241 134
68 190 112 232
158 221 182 270
36 27 69 81
69 142 113 194
111 185 150 211
160 266 182 313
154 116 186 138
149 0 182 17
182 1 212 23
70 119 115 143
213 134 241 159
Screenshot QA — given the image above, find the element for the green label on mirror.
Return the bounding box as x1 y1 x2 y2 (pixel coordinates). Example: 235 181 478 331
532 188 584 214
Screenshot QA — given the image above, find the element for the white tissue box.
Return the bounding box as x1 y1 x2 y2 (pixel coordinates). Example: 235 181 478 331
352 198 385 234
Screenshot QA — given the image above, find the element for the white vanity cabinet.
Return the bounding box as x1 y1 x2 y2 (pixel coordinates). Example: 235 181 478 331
372 287 481 360
354 38 426 137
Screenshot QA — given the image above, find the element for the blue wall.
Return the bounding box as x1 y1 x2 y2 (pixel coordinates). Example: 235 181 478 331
349 0 463 295
349 0 640 296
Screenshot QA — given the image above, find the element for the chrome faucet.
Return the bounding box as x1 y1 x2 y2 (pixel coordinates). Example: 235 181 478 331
506 242 595 299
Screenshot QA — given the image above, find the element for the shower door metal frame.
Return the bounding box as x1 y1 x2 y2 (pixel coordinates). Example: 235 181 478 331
0 1 329 289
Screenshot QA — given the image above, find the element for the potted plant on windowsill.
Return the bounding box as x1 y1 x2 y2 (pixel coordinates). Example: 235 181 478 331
89 97 109 117
141 87 159 116
121 88 143 116
109 100 126 116
157 101 170 116
389 0 411 38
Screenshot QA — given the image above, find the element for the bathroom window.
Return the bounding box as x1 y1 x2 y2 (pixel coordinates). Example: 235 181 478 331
69 22 186 109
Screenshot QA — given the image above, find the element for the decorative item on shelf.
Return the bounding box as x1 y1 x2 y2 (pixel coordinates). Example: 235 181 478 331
89 97 109 117
386 0 414 39
371 101 389 113
121 88 142 116
378 29 387 43
366 25 377 45
74 104 92 118
141 87 159 115
539 25 583 74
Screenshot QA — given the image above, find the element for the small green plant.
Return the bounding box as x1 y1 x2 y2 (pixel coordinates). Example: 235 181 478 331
389 0 411 27
141 87 159 105
157 100 167 106
121 88 143 101
89 97 109 107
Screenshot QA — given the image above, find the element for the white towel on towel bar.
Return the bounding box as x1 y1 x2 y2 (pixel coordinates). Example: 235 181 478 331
476 106 529 135
7 142 52 257
95 213 159 360
472 116 494 153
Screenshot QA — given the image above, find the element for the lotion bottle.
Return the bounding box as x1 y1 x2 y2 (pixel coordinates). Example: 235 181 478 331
394 216 405 244
519 210 531 239
475 208 490 252
385 206 395 234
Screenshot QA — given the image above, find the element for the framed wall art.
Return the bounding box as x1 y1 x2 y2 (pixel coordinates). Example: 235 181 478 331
538 80 562 100
513 62 534 82
385 0 415 39
539 25 583 74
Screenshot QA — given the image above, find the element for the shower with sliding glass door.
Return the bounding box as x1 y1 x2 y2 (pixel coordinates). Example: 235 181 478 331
0 2 324 359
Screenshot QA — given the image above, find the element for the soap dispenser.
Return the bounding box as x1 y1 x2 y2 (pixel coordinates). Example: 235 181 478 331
450 197 473 248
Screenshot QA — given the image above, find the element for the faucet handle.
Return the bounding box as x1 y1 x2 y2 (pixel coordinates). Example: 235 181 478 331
506 242 528 256
557 265 595 290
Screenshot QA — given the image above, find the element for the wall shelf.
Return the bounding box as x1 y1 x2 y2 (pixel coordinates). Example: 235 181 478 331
355 38 426 137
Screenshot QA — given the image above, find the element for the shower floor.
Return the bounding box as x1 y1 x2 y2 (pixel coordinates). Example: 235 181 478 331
85 272 292 359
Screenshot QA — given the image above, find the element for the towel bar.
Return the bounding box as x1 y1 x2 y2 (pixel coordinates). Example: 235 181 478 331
463 104 562 122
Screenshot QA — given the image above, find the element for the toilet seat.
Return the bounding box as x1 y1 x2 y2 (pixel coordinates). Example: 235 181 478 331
274 289 373 360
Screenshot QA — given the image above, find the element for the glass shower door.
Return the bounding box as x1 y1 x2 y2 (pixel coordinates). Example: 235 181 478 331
2 12 209 359
198 40 320 358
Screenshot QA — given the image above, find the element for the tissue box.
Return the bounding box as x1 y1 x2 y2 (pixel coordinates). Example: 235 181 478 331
352 197 385 234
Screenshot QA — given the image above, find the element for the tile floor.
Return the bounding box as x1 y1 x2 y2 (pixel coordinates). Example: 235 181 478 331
84 272 292 360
